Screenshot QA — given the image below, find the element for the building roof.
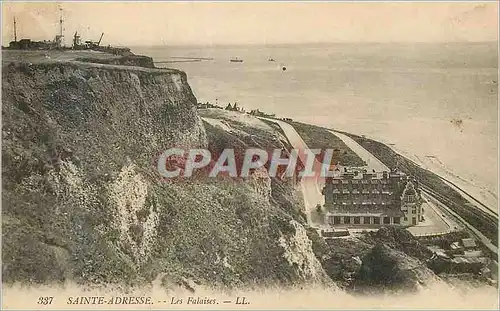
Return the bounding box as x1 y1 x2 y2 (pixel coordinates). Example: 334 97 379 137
402 181 417 196
461 238 477 248
328 166 406 180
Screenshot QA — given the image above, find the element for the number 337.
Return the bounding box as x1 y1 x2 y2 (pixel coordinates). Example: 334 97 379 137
37 297 53 305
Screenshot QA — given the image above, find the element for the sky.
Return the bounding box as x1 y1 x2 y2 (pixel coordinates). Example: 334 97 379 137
2 2 499 46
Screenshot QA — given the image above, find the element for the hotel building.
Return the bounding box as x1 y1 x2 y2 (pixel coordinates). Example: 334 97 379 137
321 167 423 227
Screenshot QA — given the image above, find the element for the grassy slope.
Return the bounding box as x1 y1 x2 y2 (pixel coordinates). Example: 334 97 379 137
288 121 366 167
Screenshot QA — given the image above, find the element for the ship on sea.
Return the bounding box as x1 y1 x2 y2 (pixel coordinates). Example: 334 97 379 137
268 57 275 62
230 57 243 63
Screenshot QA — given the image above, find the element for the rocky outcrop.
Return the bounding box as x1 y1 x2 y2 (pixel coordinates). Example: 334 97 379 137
278 220 330 282
356 243 440 292
367 226 433 260
307 226 441 292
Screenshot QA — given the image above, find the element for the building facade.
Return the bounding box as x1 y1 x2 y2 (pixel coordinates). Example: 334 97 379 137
321 167 423 227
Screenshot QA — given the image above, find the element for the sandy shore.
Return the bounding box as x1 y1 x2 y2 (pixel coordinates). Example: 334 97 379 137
386 142 498 217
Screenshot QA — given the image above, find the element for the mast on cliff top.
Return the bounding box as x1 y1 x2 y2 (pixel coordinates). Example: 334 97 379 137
55 7 64 48
13 17 17 42
59 8 63 37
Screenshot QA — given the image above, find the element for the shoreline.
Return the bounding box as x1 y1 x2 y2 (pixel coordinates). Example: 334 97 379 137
372 138 498 217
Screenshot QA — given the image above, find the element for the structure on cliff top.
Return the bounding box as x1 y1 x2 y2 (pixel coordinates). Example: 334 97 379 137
6 11 131 56
322 166 424 228
8 9 65 50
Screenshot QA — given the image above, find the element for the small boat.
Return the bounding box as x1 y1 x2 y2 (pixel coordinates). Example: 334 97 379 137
230 57 243 63
268 57 275 62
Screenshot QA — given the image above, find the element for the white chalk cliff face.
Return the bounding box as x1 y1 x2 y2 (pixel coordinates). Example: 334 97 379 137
279 220 330 282
109 163 158 263
2 60 327 288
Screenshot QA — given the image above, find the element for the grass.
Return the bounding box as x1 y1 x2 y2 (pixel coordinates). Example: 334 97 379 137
288 121 366 167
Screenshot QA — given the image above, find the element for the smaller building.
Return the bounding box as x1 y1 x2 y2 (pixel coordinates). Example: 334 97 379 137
461 238 477 250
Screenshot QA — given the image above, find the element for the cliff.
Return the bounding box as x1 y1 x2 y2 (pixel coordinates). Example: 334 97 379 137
2 56 329 289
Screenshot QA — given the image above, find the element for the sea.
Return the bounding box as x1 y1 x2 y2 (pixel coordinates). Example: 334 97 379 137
132 42 498 211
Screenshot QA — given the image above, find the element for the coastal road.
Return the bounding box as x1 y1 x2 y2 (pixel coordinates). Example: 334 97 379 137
421 190 498 254
329 130 389 172
258 117 324 225
440 176 497 218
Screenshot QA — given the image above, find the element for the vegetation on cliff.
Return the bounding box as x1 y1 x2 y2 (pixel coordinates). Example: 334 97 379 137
2 58 328 289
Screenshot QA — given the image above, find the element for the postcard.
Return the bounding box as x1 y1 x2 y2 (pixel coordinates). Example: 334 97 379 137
1 1 498 309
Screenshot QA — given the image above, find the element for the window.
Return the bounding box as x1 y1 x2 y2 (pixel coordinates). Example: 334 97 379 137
333 216 341 224
363 217 371 224
383 217 390 224
373 217 380 224
344 217 351 224
354 217 360 224
393 217 400 224
404 216 408 221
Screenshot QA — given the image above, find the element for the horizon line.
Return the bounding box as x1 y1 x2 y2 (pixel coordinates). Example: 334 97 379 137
130 40 499 47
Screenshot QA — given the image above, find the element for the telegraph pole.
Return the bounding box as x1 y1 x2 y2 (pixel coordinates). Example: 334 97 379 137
59 8 64 47
59 8 63 38
13 17 17 42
